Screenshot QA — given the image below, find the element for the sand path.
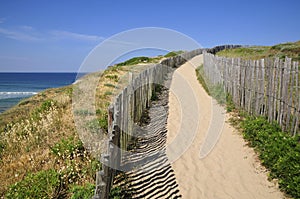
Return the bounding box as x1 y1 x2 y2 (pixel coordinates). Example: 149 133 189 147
166 55 285 199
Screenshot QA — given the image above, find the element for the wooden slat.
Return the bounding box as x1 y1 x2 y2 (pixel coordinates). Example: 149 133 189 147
282 58 291 131
286 60 295 133
294 61 300 135
273 58 279 121
267 59 274 121
202 53 299 135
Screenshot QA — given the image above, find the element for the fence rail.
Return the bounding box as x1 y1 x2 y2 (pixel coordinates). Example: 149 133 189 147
93 46 242 199
203 52 300 135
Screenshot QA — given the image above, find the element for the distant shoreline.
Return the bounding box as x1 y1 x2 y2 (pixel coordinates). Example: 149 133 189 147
0 73 78 113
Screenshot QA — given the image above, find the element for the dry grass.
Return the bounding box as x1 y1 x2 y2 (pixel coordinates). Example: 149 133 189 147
0 85 99 197
0 55 160 197
217 40 300 61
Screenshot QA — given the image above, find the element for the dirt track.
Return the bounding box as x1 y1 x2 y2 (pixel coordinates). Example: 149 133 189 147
166 55 286 199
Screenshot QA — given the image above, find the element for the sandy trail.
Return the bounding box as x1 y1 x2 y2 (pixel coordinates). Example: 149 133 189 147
166 55 285 199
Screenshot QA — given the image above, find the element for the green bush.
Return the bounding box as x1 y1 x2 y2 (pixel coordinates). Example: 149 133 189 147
105 74 119 82
116 56 151 66
96 109 108 132
151 84 163 101
225 93 235 112
69 183 95 199
31 99 56 120
196 66 210 95
196 65 229 107
104 83 116 88
104 91 113 96
241 116 300 198
164 51 184 58
0 141 5 158
6 169 61 199
110 186 122 199
50 137 84 159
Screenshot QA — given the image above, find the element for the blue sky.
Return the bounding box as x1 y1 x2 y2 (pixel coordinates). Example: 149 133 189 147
0 0 299 72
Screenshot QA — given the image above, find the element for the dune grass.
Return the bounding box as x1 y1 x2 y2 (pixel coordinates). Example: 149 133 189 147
217 41 300 61
0 53 173 197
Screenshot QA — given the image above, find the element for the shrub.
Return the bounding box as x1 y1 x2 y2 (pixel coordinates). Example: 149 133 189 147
104 91 113 96
116 57 150 66
31 99 56 120
6 169 61 199
196 66 210 95
105 74 119 82
241 116 300 198
110 186 122 199
50 137 85 160
164 51 184 58
104 83 116 88
69 183 95 199
151 84 163 101
96 109 108 132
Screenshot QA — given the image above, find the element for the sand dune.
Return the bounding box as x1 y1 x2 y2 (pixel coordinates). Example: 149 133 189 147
166 55 286 199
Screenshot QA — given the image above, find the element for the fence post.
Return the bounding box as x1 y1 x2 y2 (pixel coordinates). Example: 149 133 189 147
202 52 299 135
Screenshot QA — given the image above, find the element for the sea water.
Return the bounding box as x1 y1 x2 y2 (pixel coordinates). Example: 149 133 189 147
0 73 77 113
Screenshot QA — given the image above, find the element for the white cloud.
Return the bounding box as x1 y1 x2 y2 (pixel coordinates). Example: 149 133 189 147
50 30 104 42
0 28 42 42
0 26 135 47
0 25 105 43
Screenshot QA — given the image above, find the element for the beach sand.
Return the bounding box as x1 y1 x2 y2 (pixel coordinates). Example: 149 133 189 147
166 55 286 199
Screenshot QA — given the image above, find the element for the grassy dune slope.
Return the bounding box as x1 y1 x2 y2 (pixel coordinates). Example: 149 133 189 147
217 40 300 61
0 54 171 198
0 85 101 198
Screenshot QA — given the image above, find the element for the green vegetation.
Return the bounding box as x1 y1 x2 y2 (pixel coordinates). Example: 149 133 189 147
195 65 210 94
116 56 162 66
69 183 95 199
1 52 181 197
50 137 84 159
104 83 117 88
110 186 122 199
105 74 119 82
217 41 300 61
196 61 300 198
110 172 132 199
97 109 108 131
0 85 101 197
196 65 233 111
6 169 61 199
230 115 300 198
104 91 113 96
0 85 72 129
164 50 184 58
4 133 101 198
151 84 163 101
31 99 56 120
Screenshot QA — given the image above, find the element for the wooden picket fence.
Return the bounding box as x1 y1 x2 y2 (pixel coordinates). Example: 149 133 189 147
203 52 300 135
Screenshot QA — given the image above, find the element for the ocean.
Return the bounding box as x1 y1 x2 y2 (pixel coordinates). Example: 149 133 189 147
0 73 77 113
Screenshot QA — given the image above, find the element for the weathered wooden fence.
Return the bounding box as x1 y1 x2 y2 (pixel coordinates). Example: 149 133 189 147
203 52 300 135
93 46 241 199
93 49 206 199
